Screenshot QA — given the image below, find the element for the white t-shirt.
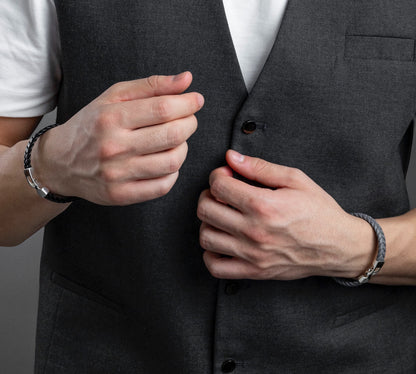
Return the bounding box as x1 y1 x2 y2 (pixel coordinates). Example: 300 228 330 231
0 0 288 117
0 0 61 117
223 0 287 92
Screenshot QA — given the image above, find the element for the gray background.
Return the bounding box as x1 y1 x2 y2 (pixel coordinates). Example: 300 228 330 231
1 111 415 374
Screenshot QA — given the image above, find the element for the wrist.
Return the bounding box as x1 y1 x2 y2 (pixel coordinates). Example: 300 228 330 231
334 213 385 287
28 124 76 203
348 214 378 278
332 212 377 279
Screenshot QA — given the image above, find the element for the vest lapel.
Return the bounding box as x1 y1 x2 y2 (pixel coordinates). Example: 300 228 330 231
248 0 350 96
229 0 351 162
248 0 297 95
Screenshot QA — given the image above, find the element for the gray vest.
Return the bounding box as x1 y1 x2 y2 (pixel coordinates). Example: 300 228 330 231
36 1 416 373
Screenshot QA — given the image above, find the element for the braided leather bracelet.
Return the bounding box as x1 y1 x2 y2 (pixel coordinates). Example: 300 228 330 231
24 124 78 203
333 213 386 287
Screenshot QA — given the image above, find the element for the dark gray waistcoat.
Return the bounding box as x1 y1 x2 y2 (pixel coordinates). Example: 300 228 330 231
36 1 416 373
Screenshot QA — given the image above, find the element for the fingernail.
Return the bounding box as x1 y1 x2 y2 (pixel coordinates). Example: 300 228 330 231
172 71 188 81
230 150 244 163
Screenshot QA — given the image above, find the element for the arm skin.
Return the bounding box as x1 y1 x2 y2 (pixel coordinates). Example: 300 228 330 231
197 150 416 286
0 117 70 246
0 72 204 246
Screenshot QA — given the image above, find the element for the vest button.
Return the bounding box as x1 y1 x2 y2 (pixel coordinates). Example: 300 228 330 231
241 120 257 134
225 282 240 295
221 359 236 373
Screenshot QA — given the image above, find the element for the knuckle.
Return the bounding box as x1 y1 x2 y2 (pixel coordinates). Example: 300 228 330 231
157 183 171 197
245 226 266 244
98 140 121 161
253 158 269 175
168 147 186 174
202 252 222 279
207 263 222 279
112 81 125 90
181 141 189 155
152 99 171 122
157 175 176 197
287 167 304 184
246 246 268 264
199 230 211 250
98 165 119 183
146 75 160 91
246 194 260 213
105 82 124 97
246 249 261 264
165 124 183 147
167 154 182 174
95 107 121 130
104 185 125 205
252 202 266 217
255 256 271 271
209 178 224 198
252 199 273 218
189 115 198 133
196 200 208 221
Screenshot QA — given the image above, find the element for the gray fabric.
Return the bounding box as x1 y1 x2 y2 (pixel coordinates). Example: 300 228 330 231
35 1 416 373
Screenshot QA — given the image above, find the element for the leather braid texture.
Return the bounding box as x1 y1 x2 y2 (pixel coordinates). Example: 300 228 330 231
24 123 79 203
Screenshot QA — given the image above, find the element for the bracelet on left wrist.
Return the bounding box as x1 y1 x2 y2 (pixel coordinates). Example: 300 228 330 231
24 124 79 204
333 213 385 287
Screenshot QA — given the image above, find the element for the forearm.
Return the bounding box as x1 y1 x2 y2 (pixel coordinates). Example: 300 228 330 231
369 209 416 285
0 140 69 246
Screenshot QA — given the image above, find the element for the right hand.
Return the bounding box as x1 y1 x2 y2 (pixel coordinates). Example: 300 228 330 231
32 72 204 205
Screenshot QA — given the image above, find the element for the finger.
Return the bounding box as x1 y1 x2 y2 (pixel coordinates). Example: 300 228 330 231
104 142 189 182
203 251 259 279
117 92 204 129
199 222 253 262
208 166 233 204
226 149 307 188
197 190 246 235
101 71 194 103
208 166 233 183
125 115 197 155
209 171 261 213
105 172 179 206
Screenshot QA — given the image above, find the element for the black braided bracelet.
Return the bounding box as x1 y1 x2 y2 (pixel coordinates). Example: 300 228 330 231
24 124 79 203
333 213 386 287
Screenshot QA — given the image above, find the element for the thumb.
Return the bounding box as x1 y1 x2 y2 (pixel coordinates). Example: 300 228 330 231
102 71 194 103
226 149 304 188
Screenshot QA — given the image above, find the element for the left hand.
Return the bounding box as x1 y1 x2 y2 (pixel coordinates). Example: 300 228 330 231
197 150 376 280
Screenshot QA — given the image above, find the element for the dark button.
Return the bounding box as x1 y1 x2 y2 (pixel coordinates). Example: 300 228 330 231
225 282 240 295
241 120 257 134
221 359 236 373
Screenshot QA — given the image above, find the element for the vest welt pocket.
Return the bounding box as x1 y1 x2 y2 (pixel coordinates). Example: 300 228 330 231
344 35 415 62
51 272 124 314
332 299 395 328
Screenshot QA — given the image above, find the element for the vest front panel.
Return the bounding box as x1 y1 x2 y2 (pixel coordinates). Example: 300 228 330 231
36 1 416 373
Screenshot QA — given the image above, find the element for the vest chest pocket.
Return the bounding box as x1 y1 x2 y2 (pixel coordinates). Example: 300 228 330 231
344 35 415 61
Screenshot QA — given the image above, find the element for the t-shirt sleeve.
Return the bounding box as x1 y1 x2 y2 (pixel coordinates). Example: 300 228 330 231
0 0 61 117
